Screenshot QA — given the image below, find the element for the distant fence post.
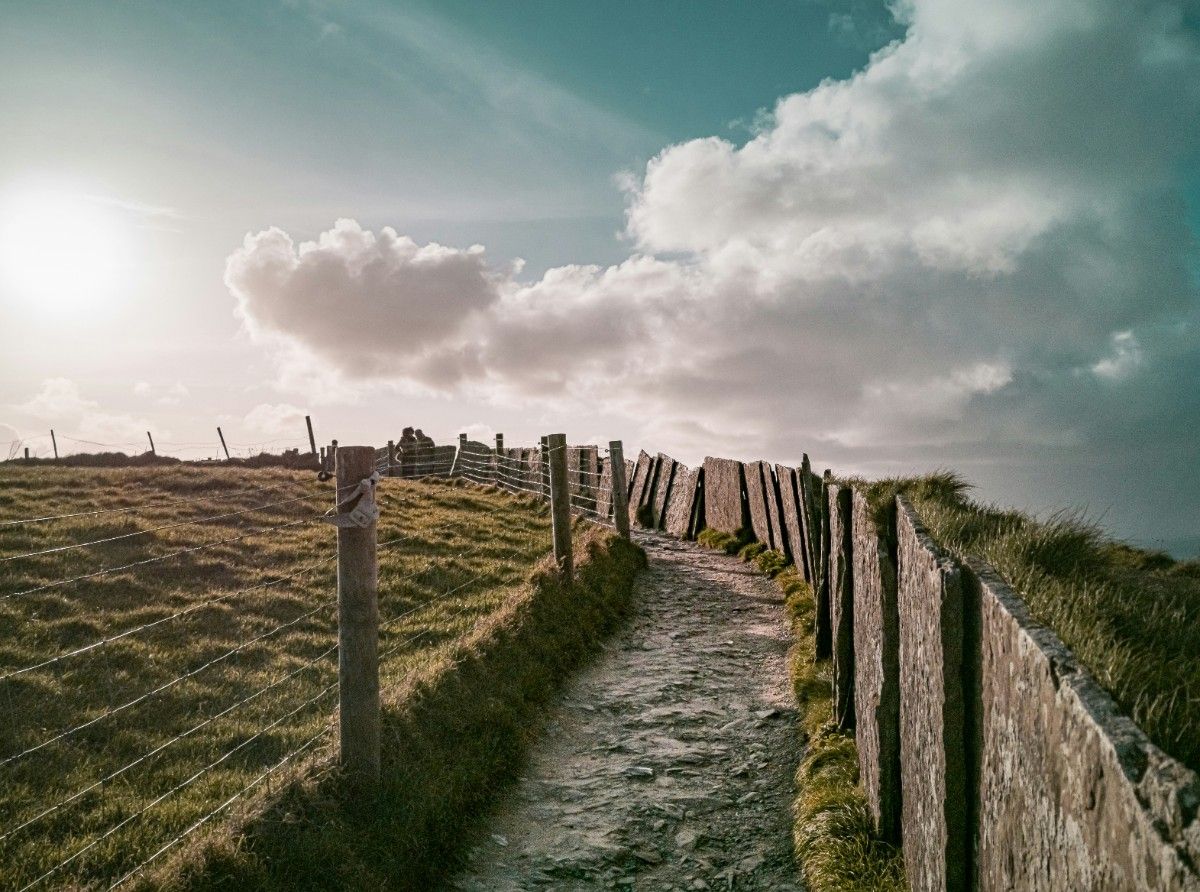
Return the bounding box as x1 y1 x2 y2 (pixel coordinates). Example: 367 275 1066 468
609 440 631 540
335 445 380 792
50 429 58 460
495 432 504 486
539 435 550 501
547 432 574 581
387 440 396 478
146 431 156 455
217 426 230 460
454 433 467 478
305 414 318 456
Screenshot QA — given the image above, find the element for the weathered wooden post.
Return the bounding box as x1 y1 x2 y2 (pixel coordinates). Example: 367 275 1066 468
146 431 156 455
386 440 396 478
217 426 230 460
539 436 550 501
494 433 504 487
609 440 631 540
305 414 318 456
547 432 573 581
23 447 30 462
335 445 380 791
50 430 58 460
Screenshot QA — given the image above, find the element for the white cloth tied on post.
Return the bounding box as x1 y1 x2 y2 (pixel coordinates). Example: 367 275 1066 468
320 471 382 528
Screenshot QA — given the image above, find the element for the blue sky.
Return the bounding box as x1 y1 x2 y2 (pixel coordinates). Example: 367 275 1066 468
2 1 1198 555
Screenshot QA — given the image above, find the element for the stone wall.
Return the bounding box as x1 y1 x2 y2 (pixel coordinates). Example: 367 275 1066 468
896 498 968 892
852 488 901 842
744 460 777 551
649 454 676 528
967 556 1200 891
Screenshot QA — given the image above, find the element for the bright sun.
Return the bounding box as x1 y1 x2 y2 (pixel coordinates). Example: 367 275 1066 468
0 184 132 310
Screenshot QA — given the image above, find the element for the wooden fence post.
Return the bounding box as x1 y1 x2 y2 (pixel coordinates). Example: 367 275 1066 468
146 431 156 455
547 432 573 581
387 440 396 478
455 433 467 478
335 445 380 791
609 440 631 540
217 426 230 460
305 414 318 456
50 430 58 460
540 436 550 501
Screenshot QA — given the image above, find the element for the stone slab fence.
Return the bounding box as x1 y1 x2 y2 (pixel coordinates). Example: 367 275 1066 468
610 445 1200 890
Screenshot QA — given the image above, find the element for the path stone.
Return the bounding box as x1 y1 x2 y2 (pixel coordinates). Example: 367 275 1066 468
452 534 804 891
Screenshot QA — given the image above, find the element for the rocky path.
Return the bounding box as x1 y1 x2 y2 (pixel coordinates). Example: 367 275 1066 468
452 533 804 891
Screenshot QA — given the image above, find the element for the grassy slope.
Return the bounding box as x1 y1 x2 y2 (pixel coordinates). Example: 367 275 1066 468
0 466 565 889
854 472 1200 772
146 522 645 891
695 530 906 890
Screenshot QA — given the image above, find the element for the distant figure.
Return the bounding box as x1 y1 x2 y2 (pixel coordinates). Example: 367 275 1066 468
414 428 435 475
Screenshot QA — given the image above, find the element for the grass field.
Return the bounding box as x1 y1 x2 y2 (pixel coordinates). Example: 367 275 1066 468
0 465 556 890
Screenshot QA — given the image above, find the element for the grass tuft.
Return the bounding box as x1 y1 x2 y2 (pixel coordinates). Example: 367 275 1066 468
696 526 754 556
778 568 908 891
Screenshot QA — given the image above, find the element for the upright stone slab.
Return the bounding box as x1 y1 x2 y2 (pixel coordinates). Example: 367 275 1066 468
649 454 676 528
775 465 808 574
814 471 832 659
897 497 967 892
828 484 855 729
764 466 786 554
702 457 746 535
595 458 614 519
798 456 821 583
628 451 654 524
744 460 776 549
852 488 901 843
523 448 543 495
664 464 697 538
967 557 1200 891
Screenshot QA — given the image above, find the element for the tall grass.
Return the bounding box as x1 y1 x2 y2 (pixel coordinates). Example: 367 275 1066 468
862 472 1200 772
0 466 556 889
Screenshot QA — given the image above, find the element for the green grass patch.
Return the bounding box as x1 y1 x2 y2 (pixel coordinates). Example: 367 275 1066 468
142 522 646 890
778 567 907 891
754 548 789 578
857 472 1200 772
696 526 753 555
0 465 613 889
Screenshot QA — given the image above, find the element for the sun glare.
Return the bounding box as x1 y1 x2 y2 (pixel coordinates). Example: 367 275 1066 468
0 183 132 311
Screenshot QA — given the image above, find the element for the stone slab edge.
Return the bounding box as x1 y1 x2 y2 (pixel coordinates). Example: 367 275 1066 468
965 555 1200 891
897 496 968 892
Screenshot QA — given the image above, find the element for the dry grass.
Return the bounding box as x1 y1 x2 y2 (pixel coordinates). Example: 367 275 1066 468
0 465 564 890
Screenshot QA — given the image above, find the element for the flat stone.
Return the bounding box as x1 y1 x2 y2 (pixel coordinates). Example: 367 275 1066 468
763 466 786 555
773 465 806 574
628 451 654 524
897 496 967 891
649 454 677 528
664 464 699 539
702 457 746 535
851 488 900 843
743 460 776 551
827 484 855 729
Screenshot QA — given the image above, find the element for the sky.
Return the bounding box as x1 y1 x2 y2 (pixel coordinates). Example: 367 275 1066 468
1 0 1198 556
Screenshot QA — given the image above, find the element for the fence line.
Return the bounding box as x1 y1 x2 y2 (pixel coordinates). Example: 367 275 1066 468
0 431 631 889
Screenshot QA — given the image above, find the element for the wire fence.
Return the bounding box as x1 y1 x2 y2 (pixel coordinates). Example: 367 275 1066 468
0 431 627 890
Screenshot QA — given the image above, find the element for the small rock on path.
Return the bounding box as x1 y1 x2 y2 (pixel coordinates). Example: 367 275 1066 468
451 533 804 891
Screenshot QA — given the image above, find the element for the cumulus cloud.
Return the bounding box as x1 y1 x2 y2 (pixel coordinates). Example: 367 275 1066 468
133 381 190 406
227 0 1200 536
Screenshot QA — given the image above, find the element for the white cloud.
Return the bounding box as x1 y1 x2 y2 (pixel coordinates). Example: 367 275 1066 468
133 381 190 405
227 0 1200 519
243 402 308 438
1091 331 1144 381
12 378 162 449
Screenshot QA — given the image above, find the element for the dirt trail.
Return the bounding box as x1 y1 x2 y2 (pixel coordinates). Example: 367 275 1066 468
452 533 804 891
